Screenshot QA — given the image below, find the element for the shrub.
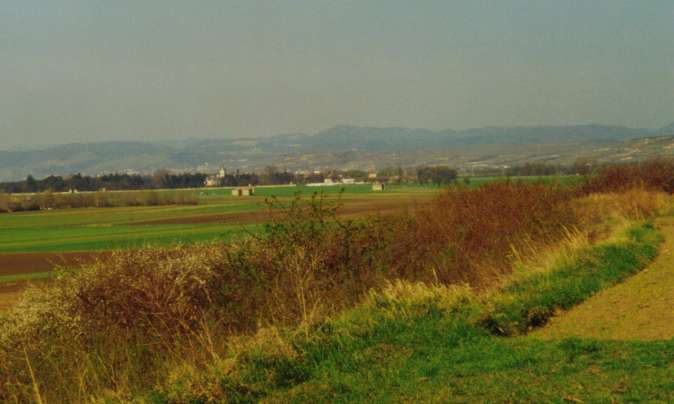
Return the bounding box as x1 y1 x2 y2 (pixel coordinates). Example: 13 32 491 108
583 159 674 194
395 181 580 286
0 193 10 212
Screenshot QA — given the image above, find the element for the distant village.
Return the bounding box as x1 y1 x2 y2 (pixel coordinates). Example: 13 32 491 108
0 166 424 194
0 160 591 195
204 167 386 195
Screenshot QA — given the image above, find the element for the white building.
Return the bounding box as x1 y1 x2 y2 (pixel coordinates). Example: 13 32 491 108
231 185 255 196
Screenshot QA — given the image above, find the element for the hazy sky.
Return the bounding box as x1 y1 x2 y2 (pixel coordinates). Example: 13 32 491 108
1 0 673 148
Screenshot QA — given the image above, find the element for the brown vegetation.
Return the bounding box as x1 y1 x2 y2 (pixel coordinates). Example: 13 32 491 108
582 159 674 194
1 160 674 402
0 189 198 213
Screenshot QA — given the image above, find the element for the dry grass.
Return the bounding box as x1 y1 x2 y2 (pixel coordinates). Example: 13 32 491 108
396 181 580 287
0 189 198 212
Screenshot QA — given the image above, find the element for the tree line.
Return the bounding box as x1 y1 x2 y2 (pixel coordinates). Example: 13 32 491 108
0 160 596 194
0 172 209 194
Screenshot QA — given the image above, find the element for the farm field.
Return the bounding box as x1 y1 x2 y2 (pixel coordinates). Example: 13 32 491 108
0 178 574 255
0 177 577 308
0 184 439 300
0 184 437 253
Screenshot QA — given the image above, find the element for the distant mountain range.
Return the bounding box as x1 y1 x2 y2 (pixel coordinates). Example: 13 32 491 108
1 123 673 181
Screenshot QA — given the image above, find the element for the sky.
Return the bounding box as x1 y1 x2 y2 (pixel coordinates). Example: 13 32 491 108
1 0 673 149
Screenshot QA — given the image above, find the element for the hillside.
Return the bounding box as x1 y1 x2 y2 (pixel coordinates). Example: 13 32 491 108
1 123 673 181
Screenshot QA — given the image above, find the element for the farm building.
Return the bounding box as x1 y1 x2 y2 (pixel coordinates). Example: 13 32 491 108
232 186 255 196
372 181 385 192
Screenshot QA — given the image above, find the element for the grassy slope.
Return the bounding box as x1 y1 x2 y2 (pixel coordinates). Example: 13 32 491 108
155 221 672 403
536 216 674 341
278 321 673 403
283 223 672 403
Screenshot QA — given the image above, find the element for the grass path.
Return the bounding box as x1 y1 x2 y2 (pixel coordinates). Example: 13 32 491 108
535 216 674 340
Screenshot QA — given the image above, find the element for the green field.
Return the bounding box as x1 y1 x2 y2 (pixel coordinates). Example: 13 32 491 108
0 184 440 254
197 183 441 200
464 174 582 188
0 204 256 254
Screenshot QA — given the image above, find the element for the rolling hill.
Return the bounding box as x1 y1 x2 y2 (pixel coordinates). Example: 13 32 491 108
1 123 673 181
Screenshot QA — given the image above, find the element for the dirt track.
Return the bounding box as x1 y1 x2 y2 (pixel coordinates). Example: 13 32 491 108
536 216 674 340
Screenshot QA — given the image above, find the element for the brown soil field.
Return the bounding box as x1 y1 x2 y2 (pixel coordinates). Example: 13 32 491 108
0 253 105 310
0 252 105 276
134 198 423 226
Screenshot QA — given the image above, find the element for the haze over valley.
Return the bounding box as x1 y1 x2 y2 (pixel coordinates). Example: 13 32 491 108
2 122 674 181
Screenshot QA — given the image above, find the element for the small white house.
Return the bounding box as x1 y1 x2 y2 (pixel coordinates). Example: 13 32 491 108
232 186 255 196
372 181 385 192
205 176 219 187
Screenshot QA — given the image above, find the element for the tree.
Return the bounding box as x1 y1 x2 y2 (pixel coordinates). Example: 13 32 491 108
25 175 37 193
573 158 593 176
416 166 457 185
153 169 172 188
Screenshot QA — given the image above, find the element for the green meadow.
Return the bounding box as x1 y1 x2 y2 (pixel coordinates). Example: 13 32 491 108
0 203 261 253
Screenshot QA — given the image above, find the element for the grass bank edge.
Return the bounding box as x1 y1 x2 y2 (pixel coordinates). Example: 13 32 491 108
481 220 661 336
148 220 664 402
